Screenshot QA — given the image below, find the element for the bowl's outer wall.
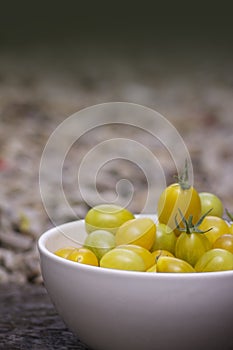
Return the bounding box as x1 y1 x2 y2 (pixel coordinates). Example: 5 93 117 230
39 220 233 350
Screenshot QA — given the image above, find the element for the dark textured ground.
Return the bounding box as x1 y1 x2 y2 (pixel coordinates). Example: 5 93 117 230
0 284 90 350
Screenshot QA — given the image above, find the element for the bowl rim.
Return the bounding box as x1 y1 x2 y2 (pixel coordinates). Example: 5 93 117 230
38 218 233 279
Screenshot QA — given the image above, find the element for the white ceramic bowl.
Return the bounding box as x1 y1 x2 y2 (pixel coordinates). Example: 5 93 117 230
38 215 233 350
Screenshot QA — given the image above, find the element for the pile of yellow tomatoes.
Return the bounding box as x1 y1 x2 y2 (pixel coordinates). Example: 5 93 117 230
55 167 233 273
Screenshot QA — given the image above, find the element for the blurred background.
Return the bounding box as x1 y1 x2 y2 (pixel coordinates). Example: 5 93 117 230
0 1 233 284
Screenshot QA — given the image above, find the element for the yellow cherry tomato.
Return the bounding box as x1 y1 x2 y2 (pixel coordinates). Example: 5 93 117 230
156 256 196 273
157 183 201 235
115 218 156 250
199 216 230 245
147 264 157 272
67 248 99 266
100 248 146 271
117 244 154 270
213 234 233 254
151 250 174 264
54 247 76 258
195 249 233 272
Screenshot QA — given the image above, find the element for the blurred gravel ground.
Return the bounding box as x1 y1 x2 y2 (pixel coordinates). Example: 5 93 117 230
0 46 233 284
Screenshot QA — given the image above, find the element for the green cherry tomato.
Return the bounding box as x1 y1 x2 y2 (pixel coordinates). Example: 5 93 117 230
85 204 134 234
213 234 233 254
115 218 156 250
156 256 196 273
175 232 211 267
84 230 115 260
100 248 146 271
151 223 177 254
195 248 233 272
199 192 224 218
199 216 230 245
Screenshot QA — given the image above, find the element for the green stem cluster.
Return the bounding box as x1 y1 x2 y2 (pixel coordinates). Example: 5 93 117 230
175 208 213 234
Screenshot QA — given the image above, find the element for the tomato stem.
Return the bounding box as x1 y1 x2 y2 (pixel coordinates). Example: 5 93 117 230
175 159 191 190
175 208 213 234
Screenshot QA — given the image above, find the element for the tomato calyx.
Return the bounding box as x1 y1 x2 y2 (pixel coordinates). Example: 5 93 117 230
175 208 213 234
